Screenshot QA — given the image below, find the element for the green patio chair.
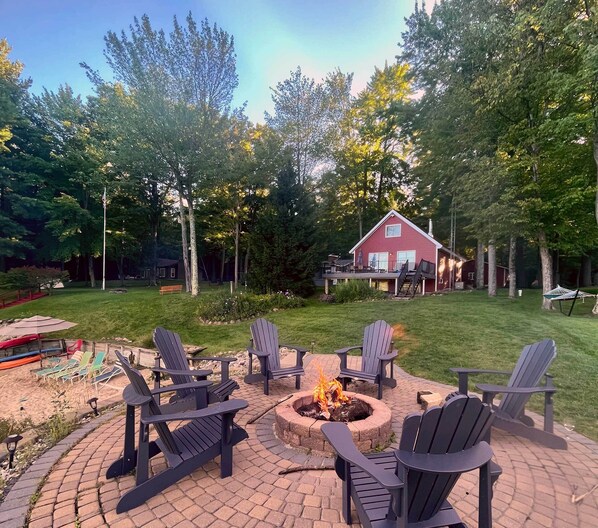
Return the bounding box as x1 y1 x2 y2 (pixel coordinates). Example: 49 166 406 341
35 351 87 378
60 352 106 383
44 351 92 380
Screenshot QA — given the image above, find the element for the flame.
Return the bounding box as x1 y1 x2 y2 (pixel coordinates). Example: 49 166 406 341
313 364 350 413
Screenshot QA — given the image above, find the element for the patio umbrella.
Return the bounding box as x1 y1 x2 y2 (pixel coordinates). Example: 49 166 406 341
0 316 77 366
0 315 77 337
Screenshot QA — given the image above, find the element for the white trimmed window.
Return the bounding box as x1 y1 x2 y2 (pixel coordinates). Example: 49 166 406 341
170 267 176 278
397 250 416 271
385 224 401 238
159 267 166 278
368 252 388 271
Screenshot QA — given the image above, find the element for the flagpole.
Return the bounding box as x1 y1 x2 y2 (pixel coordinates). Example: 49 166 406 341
102 186 107 291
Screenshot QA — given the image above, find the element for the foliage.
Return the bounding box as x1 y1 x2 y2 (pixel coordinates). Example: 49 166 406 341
0 416 33 444
248 164 320 297
197 290 305 322
0 266 69 293
41 387 75 446
333 280 386 304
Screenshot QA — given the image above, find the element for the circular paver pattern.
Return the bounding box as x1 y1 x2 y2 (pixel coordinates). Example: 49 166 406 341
12 353 598 527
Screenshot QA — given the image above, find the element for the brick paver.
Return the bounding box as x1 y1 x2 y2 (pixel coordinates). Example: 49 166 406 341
6 353 596 527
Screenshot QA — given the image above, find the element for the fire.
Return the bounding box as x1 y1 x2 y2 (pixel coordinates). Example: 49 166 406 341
313 365 350 415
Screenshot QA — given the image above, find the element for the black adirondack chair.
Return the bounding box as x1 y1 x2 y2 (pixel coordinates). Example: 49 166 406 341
153 326 239 407
107 352 248 513
450 338 566 450
244 318 308 395
322 395 501 528
336 320 397 399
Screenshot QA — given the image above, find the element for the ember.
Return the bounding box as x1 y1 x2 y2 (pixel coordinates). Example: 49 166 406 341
297 366 371 422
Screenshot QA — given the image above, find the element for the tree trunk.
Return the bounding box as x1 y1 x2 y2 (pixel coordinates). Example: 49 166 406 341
234 219 240 290
187 196 200 296
220 247 226 283
177 188 191 292
508 235 516 299
581 255 592 287
476 240 485 289
88 255 96 288
538 230 554 310
594 133 598 225
487 243 496 297
119 255 125 287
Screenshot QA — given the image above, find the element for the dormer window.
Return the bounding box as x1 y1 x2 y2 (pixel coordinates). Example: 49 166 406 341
385 224 401 238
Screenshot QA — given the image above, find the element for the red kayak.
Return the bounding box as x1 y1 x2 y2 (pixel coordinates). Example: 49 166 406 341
0 334 41 350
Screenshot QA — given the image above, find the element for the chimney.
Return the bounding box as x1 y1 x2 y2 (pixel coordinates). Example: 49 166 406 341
428 219 434 238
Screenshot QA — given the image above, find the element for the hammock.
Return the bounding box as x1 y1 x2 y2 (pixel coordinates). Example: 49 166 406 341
543 285 596 316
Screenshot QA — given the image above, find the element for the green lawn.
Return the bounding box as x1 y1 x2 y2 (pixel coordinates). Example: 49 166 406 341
1 284 596 440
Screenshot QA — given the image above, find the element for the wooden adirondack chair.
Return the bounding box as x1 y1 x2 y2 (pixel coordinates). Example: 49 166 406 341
107 352 249 513
245 318 308 395
336 320 397 399
153 326 239 407
322 395 501 528
450 338 566 450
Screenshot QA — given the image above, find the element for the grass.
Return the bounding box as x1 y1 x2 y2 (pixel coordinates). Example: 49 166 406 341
1 282 597 440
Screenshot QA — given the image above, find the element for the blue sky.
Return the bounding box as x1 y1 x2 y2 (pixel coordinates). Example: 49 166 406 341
2 0 417 123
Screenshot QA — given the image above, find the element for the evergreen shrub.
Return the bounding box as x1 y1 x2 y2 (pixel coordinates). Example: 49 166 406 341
334 281 386 304
197 291 305 323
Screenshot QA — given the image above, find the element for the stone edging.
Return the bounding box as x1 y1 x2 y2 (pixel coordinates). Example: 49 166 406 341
0 406 122 528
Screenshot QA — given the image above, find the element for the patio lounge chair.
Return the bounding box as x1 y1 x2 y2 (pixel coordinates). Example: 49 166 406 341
60 352 106 383
107 352 248 513
245 318 308 395
450 338 567 449
322 394 501 528
336 320 397 399
91 364 122 386
42 351 92 379
153 326 239 406
33 350 83 377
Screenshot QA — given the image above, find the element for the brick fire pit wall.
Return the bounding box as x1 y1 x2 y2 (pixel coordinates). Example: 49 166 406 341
274 391 393 454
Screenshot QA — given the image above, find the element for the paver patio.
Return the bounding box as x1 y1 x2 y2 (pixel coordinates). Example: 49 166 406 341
7 353 598 527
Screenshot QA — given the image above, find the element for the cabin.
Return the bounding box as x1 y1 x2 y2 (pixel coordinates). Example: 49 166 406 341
140 258 183 281
323 210 465 295
462 260 509 288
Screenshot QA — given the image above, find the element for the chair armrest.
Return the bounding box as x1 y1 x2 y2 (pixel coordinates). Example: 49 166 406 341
450 368 512 375
142 398 249 424
150 380 212 395
188 356 237 364
123 385 153 406
476 383 557 395
379 350 398 361
152 366 212 377
335 346 362 356
395 442 494 474
321 423 403 490
280 344 309 354
247 347 269 358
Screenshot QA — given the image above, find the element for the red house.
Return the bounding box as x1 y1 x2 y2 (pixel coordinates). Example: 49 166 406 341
348 210 465 293
462 260 509 288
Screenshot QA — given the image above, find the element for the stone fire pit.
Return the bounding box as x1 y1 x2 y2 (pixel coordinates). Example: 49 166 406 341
274 391 393 454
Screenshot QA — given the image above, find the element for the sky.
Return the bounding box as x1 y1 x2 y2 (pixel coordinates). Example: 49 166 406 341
1 0 421 123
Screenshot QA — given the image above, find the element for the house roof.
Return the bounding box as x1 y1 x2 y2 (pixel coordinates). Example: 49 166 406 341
157 258 179 267
349 210 443 254
464 259 509 270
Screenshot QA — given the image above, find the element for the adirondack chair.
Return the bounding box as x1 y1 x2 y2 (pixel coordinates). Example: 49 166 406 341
153 326 239 406
107 352 249 513
336 320 397 399
450 338 566 450
245 318 308 395
322 395 501 528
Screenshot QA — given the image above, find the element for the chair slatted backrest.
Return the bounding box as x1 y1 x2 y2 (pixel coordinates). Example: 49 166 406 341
153 327 194 398
500 339 556 419
115 351 180 456
361 320 393 375
399 395 494 523
250 319 281 370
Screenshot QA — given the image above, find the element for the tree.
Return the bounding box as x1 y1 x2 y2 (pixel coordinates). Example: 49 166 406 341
89 13 239 295
266 67 353 185
248 164 319 297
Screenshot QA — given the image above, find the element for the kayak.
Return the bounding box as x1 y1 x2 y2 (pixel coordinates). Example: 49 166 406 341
0 334 41 350
0 353 41 370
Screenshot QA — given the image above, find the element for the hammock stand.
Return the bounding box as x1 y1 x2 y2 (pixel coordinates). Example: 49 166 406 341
543 285 596 317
